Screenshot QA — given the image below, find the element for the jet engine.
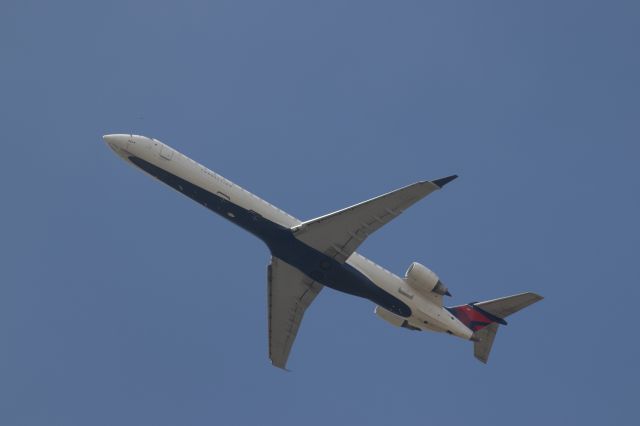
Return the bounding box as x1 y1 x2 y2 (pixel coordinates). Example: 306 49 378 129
404 262 451 297
375 306 421 331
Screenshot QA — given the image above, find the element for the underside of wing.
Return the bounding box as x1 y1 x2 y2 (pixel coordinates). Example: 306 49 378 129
292 176 457 263
268 257 323 369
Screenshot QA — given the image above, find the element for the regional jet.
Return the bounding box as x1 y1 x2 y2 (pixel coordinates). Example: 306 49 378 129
104 134 542 368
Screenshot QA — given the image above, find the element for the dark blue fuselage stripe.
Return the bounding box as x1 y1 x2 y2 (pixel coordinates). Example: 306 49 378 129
128 156 412 318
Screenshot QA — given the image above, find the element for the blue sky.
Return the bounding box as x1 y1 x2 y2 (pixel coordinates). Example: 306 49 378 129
2 1 639 425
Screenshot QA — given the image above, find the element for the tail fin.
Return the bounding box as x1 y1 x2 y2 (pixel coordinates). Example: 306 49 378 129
447 292 543 363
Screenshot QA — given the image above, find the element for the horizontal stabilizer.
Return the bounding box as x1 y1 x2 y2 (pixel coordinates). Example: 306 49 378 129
449 292 543 363
472 292 543 319
473 323 499 363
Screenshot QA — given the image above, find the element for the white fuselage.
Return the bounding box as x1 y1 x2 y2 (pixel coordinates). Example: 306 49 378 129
104 134 473 340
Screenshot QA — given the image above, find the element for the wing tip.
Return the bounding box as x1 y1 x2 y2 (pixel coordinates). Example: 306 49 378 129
432 174 458 188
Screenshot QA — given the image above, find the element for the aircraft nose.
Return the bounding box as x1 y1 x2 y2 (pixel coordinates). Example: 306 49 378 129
103 134 127 150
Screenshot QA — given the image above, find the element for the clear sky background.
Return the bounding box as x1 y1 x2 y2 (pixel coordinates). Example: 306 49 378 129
2 1 639 425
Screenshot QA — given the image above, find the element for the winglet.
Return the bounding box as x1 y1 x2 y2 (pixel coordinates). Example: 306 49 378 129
431 174 458 188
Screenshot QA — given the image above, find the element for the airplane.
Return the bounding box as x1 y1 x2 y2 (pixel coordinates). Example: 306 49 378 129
103 134 543 368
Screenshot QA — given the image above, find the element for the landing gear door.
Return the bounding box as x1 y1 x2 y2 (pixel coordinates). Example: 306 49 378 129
160 145 174 160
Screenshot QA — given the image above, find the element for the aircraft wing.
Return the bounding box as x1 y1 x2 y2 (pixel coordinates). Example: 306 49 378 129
268 257 323 369
292 176 457 263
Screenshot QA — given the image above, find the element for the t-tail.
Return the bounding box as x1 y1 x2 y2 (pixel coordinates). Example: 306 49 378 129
446 292 543 363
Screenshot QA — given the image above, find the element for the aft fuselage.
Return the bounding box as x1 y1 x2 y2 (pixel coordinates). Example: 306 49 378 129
104 134 472 340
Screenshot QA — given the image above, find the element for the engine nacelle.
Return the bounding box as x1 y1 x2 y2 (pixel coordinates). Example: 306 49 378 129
374 305 404 327
404 262 451 297
375 306 421 331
